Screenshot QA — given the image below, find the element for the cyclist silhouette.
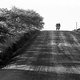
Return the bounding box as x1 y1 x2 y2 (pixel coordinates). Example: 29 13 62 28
56 23 61 31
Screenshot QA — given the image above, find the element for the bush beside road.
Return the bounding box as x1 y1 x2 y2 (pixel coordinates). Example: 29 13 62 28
0 7 44 67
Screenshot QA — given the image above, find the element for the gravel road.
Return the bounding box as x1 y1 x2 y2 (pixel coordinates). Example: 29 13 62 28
1 30 80 80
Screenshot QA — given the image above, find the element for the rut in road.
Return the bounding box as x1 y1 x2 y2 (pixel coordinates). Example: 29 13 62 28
3 31 80 74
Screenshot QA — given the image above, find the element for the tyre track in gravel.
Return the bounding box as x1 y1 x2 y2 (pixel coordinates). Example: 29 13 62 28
63 31 80 65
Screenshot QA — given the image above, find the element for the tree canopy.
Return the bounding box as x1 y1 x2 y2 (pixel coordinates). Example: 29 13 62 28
0 7 44 33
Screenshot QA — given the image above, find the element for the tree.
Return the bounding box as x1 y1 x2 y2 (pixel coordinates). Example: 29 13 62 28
0 7 44 32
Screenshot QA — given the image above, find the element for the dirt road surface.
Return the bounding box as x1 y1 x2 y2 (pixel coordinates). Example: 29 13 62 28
1 30 80 80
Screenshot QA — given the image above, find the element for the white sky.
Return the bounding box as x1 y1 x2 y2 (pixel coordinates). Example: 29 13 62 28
0 0 80 30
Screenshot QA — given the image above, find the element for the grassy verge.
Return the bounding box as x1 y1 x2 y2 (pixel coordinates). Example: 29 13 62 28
0 30 40 67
